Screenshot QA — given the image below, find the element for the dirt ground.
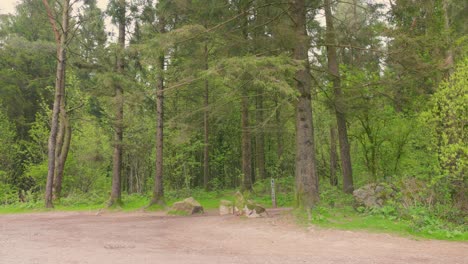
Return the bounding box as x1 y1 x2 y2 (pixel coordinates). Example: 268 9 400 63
0 208 467 264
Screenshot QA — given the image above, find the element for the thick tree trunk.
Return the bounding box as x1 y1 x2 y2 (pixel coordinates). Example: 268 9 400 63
239 3 253 191
255 90 266 181
337 113 353 193
44 0 69 208
151 54 165 205
329 126 338 186
325 0 354 193
203 43 210 190
109 0 126 207
241 94 253 191
45 65 63 208
291 0 319 208
53 60 71 200
53 108 71 200
275 97 284 169
252 5 266 182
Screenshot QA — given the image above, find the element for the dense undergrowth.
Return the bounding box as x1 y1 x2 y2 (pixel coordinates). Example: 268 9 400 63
302 186 468 241
1 177 466 241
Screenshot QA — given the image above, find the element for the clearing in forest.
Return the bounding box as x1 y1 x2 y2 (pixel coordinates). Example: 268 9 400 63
0 208 467 264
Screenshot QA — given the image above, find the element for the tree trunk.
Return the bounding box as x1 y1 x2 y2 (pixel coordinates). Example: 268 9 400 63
337 105 354 193
203 42 210 190
291 0 319 208
109 0 126 207
275 96 284 169
255 90 266 181
325 0 354 193
442 0 454 75
53 58 71 200
329 125 338 186
241 94 253 191
53 97 65 200
151 53 165 205
43 0 69 208
53 106 71 200
239 2 253 191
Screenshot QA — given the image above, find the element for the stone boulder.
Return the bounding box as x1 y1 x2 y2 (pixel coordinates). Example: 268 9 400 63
353 183 396 209
233 191 267 217
234 191 246 214
244 200 267 218
170 197 204 215
219 200 233 215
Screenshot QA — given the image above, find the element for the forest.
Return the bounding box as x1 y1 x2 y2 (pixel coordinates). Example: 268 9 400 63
0 0 466 239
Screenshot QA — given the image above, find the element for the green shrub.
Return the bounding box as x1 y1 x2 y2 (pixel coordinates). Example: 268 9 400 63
0 183 18 205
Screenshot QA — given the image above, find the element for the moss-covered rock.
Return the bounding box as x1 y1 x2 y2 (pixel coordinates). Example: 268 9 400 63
170 197 204 215
234 191 246 214
353 183 397 209
219 200 233 215
244 200 267 218
233 191 267 217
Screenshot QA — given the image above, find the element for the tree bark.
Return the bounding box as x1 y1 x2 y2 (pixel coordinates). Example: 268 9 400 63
241 94 253 191
203 42 210 190
325 0 354 193
329 125 338 186
255 90 266 181
442 0 454 75
151 16 167 205
53 105 71 200
291 0 319 208
151 53 165 205
275 96 284 169
53 57 71 200
43 0 69 208
109 0 126 207
239 2 253 191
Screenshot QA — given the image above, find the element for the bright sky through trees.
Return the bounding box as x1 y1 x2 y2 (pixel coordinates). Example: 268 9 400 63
0 0 109 14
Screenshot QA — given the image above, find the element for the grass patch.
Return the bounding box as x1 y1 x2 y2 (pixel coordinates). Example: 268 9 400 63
0 206 45 214
0 189 239 214
167 210 190 216
306 206 468 241
290 183 468 241
1 186 465 242
292 195 468 241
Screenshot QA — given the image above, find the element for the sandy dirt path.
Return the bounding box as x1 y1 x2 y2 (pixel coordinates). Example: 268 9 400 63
0 208 466 264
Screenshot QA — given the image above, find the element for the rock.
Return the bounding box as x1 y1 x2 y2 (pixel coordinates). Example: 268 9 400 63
233 191 267 217
353 183 396 209
219 200 233 215
234 191 246 215
170 197 204 215
244 200 267 218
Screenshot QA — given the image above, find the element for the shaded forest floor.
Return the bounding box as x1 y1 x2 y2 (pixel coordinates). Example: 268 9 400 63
1 208 467 264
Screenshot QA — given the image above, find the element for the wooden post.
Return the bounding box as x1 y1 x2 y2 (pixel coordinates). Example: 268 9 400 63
271 178 277 208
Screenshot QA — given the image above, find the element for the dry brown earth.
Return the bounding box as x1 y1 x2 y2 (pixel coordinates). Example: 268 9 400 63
0 208 466 264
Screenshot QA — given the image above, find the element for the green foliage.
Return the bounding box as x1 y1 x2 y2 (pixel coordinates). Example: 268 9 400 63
24 161 48 190
0 0 466 244
419 58 468 209
0 36 55 140
164 132 204 190
422 58 468 177
299 183 468 241
215 55 301 97
0 108 17 180
252 177 294 207
0 183 18 205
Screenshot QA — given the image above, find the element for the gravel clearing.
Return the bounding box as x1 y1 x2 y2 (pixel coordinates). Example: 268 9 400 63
1 208 467 264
